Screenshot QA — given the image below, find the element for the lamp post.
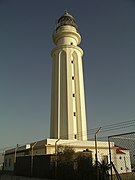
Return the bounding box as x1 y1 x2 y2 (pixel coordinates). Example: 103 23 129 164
55 138 61 179
95 127 102 180
31 142 37 177
14 144 19 164
55 138 61 155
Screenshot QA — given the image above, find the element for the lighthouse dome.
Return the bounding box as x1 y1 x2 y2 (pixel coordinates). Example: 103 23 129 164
56 11 78 31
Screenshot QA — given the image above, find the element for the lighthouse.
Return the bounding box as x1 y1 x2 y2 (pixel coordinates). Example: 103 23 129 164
50 12 87 141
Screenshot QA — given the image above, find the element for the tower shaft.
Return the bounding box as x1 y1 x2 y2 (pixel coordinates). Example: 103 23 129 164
50 13 87 141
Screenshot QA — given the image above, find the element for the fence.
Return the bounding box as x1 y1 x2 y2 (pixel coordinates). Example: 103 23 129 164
108 132 135 180
14 155 54 178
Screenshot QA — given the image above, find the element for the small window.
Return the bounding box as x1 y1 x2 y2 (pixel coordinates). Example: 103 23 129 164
74 134 77 139
71 60 73 63
71 42 73 45
72 76 74 80
119 156 122 159
74 112 76 116
73 94 75 97
121 167 123 170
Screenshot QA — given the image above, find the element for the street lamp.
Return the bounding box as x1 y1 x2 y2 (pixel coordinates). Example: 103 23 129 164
95 127 102 180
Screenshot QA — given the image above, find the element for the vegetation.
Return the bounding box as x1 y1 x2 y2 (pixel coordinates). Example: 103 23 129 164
52 146 111 180
56 146 75 180
98 160 111 180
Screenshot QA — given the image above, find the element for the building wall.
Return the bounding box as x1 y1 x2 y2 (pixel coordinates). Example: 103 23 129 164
33 148 45 155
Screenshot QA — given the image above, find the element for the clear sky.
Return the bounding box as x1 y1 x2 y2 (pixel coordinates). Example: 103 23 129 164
0 0 135 150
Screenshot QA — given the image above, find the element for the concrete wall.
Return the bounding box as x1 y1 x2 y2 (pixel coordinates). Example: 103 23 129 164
0 175 54 180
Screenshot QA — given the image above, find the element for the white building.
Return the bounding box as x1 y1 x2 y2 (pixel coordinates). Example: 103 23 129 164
112 145 132 174
4 139 132 175
4 144 31 171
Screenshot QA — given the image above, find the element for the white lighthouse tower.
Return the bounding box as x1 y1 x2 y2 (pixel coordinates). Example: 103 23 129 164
50 12 87 141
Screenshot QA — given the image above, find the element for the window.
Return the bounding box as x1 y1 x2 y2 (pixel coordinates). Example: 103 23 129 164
72 76 74 80
25 150 29 155
73 94 75 97
121 167 123 170
71 60 73 63
74 134 77 139
102 155 108 164
74 112 76 116
119 156 122 159
71 42 73 45
5 159 7 167
9 158 11 167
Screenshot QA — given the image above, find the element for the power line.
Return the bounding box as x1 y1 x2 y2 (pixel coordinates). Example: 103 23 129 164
59 119 135 139
1 119 135 151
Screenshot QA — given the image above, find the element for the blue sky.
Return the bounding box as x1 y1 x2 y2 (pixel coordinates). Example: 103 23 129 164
0 0 135 150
